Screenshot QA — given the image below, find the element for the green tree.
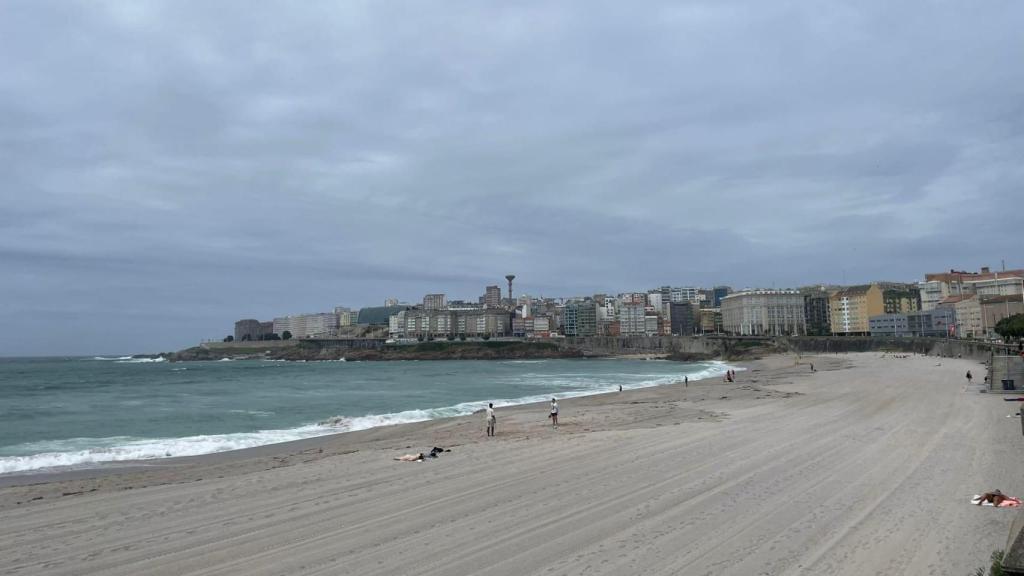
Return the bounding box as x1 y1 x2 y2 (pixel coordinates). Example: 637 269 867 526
458 334 467 341
282 331 292 340
994 314 1024 341
482 333 491 341
223 335 234 342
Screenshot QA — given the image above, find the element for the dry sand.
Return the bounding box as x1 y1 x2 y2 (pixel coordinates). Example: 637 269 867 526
2 352 1021 575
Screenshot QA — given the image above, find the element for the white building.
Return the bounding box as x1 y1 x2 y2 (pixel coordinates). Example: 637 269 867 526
646 292 663 310
619 303 646 335
670 287 700 304
918 280 950 311
721 290 806 336
966 276 1024 298
273 313 339 338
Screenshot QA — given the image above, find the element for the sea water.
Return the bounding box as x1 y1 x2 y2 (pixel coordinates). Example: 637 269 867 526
0 356 730 474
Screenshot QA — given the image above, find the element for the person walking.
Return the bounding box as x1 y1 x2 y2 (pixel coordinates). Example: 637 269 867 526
966 371 973 385
684 375 688 387
549 398 559 428
485 402 496 437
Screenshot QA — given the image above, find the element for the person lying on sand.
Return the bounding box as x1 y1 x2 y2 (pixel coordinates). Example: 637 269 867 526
394 447 448 462
972 490 1022 507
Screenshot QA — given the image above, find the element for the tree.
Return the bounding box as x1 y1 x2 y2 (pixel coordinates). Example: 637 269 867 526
458 334 467 341
994 314 1024 341
482 333 491 341
282 331 293 340
446 334 455 341
223 335 234 342
241 334 251 342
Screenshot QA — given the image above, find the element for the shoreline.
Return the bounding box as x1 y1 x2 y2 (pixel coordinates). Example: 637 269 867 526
5 352 1016 575
0 357 735 487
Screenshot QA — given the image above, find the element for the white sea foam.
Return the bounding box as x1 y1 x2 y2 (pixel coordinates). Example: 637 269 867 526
93 356 133 361
0 361 733 474
114 357 166 364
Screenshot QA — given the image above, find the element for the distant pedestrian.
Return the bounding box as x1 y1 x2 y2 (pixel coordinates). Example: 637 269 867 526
485 403 496 437
684 375 689 387
619 384 623 392
966 371 973 385
549 398 559 428
810 363 815 372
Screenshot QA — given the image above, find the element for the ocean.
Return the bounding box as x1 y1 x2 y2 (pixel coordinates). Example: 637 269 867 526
0 356 730 474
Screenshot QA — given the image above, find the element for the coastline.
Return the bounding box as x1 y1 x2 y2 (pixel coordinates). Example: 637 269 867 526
4 352 1019 576
0 356 730 478
0 357 735 492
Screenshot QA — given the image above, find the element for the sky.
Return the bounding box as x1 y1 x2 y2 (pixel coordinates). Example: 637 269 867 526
2 1 1023 355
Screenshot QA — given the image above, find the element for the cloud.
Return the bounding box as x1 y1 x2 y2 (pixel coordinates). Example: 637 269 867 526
1 0 1023 354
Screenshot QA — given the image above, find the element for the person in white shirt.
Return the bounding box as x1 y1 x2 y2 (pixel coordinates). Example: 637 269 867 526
549 398 559 428
485 402 496 437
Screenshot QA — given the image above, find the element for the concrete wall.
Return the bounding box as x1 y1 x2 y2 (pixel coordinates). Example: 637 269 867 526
202 340 299 350
991 356 1024 392
558 335 723 356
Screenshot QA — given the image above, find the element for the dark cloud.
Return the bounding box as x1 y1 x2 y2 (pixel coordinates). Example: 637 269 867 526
2 1 1023 354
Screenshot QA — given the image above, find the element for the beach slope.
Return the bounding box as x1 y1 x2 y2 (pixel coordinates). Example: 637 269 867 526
1 353 1020 575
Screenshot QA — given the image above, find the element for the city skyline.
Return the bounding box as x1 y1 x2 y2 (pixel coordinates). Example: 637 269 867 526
3 2 1023 355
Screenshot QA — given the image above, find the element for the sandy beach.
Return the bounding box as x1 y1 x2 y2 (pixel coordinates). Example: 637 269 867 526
2 352 1021 575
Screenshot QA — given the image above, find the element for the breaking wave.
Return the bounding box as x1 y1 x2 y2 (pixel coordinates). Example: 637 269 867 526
0 362 732 474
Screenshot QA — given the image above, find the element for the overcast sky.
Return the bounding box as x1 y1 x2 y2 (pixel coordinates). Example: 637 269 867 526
2 1 1022 355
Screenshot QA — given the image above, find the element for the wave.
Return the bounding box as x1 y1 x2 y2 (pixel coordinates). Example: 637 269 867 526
0 361 733 475
114 357 166 364
93 356 133 361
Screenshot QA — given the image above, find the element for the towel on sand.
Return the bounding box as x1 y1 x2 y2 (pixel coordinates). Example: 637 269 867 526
972 495 1022 507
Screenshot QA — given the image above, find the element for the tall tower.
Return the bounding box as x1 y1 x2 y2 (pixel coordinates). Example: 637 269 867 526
505 275 515 306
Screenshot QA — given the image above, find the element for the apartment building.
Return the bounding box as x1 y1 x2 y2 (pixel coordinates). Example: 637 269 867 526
669 302 698 336
423 293 447 310
829 284 883 335
802 289 832 336
618 303 646 335
563 301 597 337
920 267 1024 310
272 313 339 338
483 285 502 308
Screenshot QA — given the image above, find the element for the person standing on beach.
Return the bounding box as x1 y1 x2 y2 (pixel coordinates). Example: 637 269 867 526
966 371 973 385
684 375 688 387
550 398 559 428
485 403 496 437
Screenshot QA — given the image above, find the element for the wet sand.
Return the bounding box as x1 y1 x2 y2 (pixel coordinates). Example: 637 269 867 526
2 353 1020 575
